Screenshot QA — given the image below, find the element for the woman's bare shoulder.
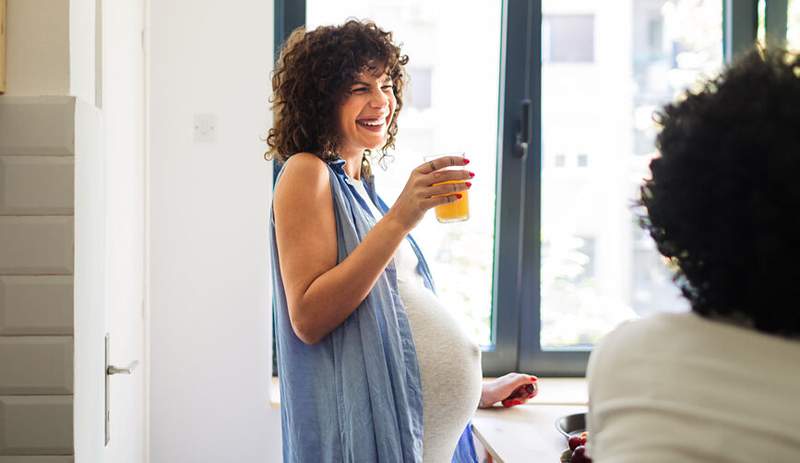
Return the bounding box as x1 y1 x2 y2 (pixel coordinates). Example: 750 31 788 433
281 152 328 179
274 153 332 212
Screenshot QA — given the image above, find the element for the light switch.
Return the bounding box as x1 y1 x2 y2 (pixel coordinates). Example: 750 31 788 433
193 114 217 143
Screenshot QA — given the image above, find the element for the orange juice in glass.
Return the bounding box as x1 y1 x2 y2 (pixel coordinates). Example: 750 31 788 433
424 153 469 223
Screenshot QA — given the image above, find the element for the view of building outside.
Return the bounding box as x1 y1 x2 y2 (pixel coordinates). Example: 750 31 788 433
308 0 502 346
540 0 722 347
757 0 767 47
790 0 800 50
307 0 723 349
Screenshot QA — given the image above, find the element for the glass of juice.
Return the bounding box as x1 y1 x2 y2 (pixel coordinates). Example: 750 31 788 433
424 152 470 223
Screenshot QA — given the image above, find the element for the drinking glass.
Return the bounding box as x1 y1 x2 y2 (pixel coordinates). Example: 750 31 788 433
423 152 470 223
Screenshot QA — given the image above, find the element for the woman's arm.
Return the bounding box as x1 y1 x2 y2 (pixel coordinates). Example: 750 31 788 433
275 153 471 344
274 154 408 344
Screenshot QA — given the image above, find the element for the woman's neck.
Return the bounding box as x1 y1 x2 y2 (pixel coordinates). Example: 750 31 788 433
338 149 363 180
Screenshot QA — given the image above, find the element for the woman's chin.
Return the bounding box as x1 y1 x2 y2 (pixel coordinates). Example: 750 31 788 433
363 138 387 151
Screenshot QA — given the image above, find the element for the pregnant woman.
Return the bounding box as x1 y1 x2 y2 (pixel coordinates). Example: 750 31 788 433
266 20 537 462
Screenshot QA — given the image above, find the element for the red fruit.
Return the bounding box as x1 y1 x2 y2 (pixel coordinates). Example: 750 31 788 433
524 384 535 395
570 445 591 463
568 435 583 450
501 398 521 408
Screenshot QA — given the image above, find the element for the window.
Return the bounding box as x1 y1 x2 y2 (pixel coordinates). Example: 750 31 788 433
406 67 433 110
647 17 664 53
543 15 595 63
758 0 767 47
537 0 722 370
275 0 763 376
758 0 795 51
307 0 503 351
790 0 800 50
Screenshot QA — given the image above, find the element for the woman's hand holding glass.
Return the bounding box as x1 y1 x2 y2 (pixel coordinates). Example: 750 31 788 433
385 155 474 233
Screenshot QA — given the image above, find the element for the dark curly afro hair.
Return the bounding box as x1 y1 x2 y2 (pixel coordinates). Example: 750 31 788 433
639 47 800 337
265 19 408 165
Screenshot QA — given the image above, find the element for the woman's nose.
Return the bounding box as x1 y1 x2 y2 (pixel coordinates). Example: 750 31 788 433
369 88 389 108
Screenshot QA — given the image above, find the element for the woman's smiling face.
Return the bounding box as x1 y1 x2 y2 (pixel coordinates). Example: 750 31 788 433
336 68 396 157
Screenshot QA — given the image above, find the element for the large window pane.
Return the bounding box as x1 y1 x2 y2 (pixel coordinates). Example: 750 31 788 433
757 0 766 48
790 0 800 50
307 1 502 346
539 0 723 349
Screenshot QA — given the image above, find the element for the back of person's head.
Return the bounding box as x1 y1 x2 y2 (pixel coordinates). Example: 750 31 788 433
640 47 800 337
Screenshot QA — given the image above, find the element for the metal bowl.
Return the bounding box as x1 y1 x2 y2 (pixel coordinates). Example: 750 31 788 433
555 412 586 439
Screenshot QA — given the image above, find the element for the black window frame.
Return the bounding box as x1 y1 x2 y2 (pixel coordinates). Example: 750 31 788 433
272 0 786 377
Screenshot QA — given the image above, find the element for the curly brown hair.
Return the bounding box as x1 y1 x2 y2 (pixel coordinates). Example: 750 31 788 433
265 20 409 166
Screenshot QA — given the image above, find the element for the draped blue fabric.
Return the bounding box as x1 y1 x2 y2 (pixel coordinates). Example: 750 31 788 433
269 158 478 462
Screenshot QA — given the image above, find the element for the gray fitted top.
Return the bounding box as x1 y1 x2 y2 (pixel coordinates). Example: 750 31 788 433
352 179 482 462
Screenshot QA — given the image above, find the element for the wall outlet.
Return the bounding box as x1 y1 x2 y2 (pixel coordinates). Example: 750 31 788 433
193 114 217 143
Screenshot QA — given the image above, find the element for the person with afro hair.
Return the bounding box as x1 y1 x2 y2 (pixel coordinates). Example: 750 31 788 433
586 47 800 463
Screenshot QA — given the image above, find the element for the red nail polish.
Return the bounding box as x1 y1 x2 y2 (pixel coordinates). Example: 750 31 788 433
464 158 470 165
530 377 538 382
456 194 463 199
469 172 475 178
465 182 472 187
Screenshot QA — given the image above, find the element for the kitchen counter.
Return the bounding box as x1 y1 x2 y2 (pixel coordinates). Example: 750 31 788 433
472 378 588 462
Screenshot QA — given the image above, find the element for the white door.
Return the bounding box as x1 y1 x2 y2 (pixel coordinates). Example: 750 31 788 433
75 0 146 461
101 0 147 461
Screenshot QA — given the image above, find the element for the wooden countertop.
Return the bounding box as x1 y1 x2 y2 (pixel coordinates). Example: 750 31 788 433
472 377 588 463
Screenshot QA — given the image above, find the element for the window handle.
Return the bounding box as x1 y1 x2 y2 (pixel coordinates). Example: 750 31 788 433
513 99 531 159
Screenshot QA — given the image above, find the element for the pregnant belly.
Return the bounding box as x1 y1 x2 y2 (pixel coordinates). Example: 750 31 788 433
398 280 482 462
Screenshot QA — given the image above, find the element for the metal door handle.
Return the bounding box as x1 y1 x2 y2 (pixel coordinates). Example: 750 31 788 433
107 360 139 375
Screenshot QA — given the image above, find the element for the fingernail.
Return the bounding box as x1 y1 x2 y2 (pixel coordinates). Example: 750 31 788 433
469 172 475 178
530 377 538 382
463 158 470 165
456 194 463 199
465 182 472 187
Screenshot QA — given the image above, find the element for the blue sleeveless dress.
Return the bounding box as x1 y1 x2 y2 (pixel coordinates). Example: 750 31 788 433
269 158 477 462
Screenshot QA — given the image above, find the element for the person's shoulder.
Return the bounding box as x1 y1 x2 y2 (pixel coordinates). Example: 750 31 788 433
274 153 332 208
281 152 329 179
276 153 329 190
588 313 689 377
599 312 690 349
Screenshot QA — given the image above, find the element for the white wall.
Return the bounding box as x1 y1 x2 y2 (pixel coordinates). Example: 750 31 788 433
69 0 97 105
148 1 281 462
